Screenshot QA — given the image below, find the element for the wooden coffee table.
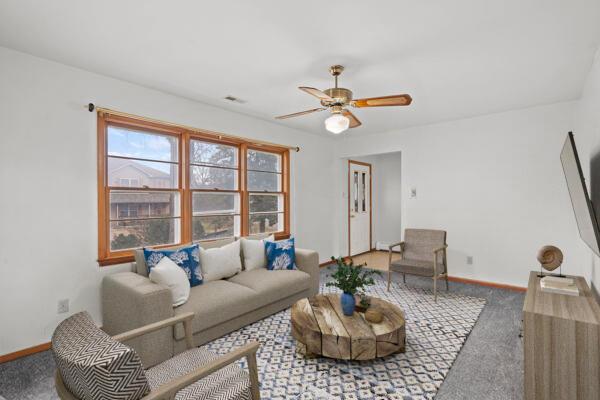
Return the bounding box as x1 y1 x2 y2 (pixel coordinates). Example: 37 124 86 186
291 294 405 360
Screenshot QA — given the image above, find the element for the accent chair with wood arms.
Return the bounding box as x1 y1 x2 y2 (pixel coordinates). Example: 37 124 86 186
387 229 448 301
52 311 260 400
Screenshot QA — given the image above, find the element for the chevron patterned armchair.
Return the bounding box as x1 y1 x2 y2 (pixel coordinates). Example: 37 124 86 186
387 229 448 302
52 311 260 400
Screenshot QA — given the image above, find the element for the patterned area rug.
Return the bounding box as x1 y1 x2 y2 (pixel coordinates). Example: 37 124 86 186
204 276 486 400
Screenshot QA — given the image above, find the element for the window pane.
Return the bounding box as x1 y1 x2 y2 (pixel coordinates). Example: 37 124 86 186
108 157 178 189
249 213 283 234
249 194 283 213
190 140 237 167
247 171 281 192
191 166 237 190
110 218 180 251
107 126 178 162
193 215 240 241
192 192 239 215
110 191 180 220
247 150 281 172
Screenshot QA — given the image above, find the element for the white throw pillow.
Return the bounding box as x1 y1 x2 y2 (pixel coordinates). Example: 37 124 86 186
199 240 242 282
241 235 274 271
149 256 190 307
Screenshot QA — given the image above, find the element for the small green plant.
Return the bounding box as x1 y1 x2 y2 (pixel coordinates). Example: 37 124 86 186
326 257 380 295
358 292 371 308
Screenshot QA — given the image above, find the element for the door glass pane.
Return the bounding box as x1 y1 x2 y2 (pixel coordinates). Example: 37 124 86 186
362 172 367 212
249 194 283 213
247 150 281 172
190 140 237 167
192 192 239 215
193 215 240 241
110 218 180 250
108 157 178 189
247 171 281 192
249 213 283 234
110 191 180 220
353 171 359 212
107 126 178 162
190 166 238 190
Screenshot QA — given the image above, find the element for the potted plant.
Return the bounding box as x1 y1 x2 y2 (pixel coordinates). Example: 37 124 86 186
355 292 371 313
326 257 380 316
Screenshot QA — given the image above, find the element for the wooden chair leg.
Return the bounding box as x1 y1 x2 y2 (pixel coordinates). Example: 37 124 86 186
433 276 438 302
445 275 449 291
403 273 406 284
387 269 392 291
247 352 260 400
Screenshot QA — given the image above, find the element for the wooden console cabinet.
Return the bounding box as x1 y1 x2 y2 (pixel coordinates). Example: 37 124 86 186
523 271 600 400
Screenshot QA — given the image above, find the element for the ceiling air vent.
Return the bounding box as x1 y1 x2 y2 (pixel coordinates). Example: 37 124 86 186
223 95 246 104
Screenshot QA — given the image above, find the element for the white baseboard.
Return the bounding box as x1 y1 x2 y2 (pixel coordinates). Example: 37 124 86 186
375 242 390 251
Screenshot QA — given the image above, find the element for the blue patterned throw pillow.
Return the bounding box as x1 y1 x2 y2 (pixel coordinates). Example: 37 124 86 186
265 238 297 270
144 244 202 286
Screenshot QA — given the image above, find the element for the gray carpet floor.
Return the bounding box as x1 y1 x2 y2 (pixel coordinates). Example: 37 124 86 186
0 271 524 400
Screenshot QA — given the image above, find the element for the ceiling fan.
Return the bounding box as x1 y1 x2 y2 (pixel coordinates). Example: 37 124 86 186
275 65 412 134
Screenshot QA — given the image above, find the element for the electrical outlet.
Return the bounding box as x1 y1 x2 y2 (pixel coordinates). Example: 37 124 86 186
467 256 473 265
57 299 69 314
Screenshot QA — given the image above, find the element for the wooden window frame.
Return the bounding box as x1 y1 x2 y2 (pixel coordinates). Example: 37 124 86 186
98 113 291 266
245 146 290 237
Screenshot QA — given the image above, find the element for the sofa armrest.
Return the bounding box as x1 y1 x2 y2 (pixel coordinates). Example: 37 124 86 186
295 248 320 297
102 272 174 368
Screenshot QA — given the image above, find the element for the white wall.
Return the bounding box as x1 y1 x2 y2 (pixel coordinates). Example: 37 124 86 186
0 47 336 355
574 49 600 292
335 102 586 287
336 153 402 256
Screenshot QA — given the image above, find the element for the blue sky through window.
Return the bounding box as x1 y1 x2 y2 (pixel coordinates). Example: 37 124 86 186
108 126 177 173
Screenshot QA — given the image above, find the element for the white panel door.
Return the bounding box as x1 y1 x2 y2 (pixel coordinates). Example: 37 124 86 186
349 161 371 255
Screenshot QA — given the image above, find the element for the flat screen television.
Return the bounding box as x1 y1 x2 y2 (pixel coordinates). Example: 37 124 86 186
561 132 600 256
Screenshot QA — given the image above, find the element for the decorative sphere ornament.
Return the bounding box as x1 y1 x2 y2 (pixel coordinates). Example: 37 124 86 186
365 308 384 323
536 245 563 272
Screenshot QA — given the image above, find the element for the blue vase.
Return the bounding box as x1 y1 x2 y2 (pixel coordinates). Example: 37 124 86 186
340 292 355 316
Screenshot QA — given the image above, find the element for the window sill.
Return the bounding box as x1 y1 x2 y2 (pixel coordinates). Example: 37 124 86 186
98 232 291 267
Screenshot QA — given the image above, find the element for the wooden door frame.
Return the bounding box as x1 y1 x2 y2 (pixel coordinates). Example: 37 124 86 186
347 159 373 257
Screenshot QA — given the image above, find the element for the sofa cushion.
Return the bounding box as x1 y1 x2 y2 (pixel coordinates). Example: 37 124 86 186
199 240 242 282
173 280 261 340
240 235 273 271
135 243 193 277
390 258 445 276
227 268 311 303
149 256 191 307
265 238 297 270
52 311 150 400
144 244 202 287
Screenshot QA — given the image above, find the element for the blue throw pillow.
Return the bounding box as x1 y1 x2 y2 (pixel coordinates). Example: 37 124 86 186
144 244 202 286
265 238 297 270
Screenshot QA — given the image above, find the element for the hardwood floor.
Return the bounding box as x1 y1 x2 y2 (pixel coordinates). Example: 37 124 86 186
350 250 400 271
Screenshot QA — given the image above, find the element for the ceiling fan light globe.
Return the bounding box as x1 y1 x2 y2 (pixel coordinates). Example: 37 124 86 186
325 114 350 134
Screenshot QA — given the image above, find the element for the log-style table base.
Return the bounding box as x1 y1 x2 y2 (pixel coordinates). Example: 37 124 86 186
291 294 405 360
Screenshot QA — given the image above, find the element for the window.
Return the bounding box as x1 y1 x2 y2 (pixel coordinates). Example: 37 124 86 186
247 149 285 235
190 140 240 241
97 113 291 265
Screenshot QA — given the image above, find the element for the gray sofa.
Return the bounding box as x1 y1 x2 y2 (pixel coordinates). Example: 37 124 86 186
102 237 320 368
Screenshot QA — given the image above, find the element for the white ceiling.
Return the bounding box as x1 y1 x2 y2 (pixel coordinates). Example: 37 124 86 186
1 0 599 136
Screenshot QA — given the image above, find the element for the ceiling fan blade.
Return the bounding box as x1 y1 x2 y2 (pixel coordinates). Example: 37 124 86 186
342 110 362 128
275 107 326 120
353 94 412 108
299 87 334 102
